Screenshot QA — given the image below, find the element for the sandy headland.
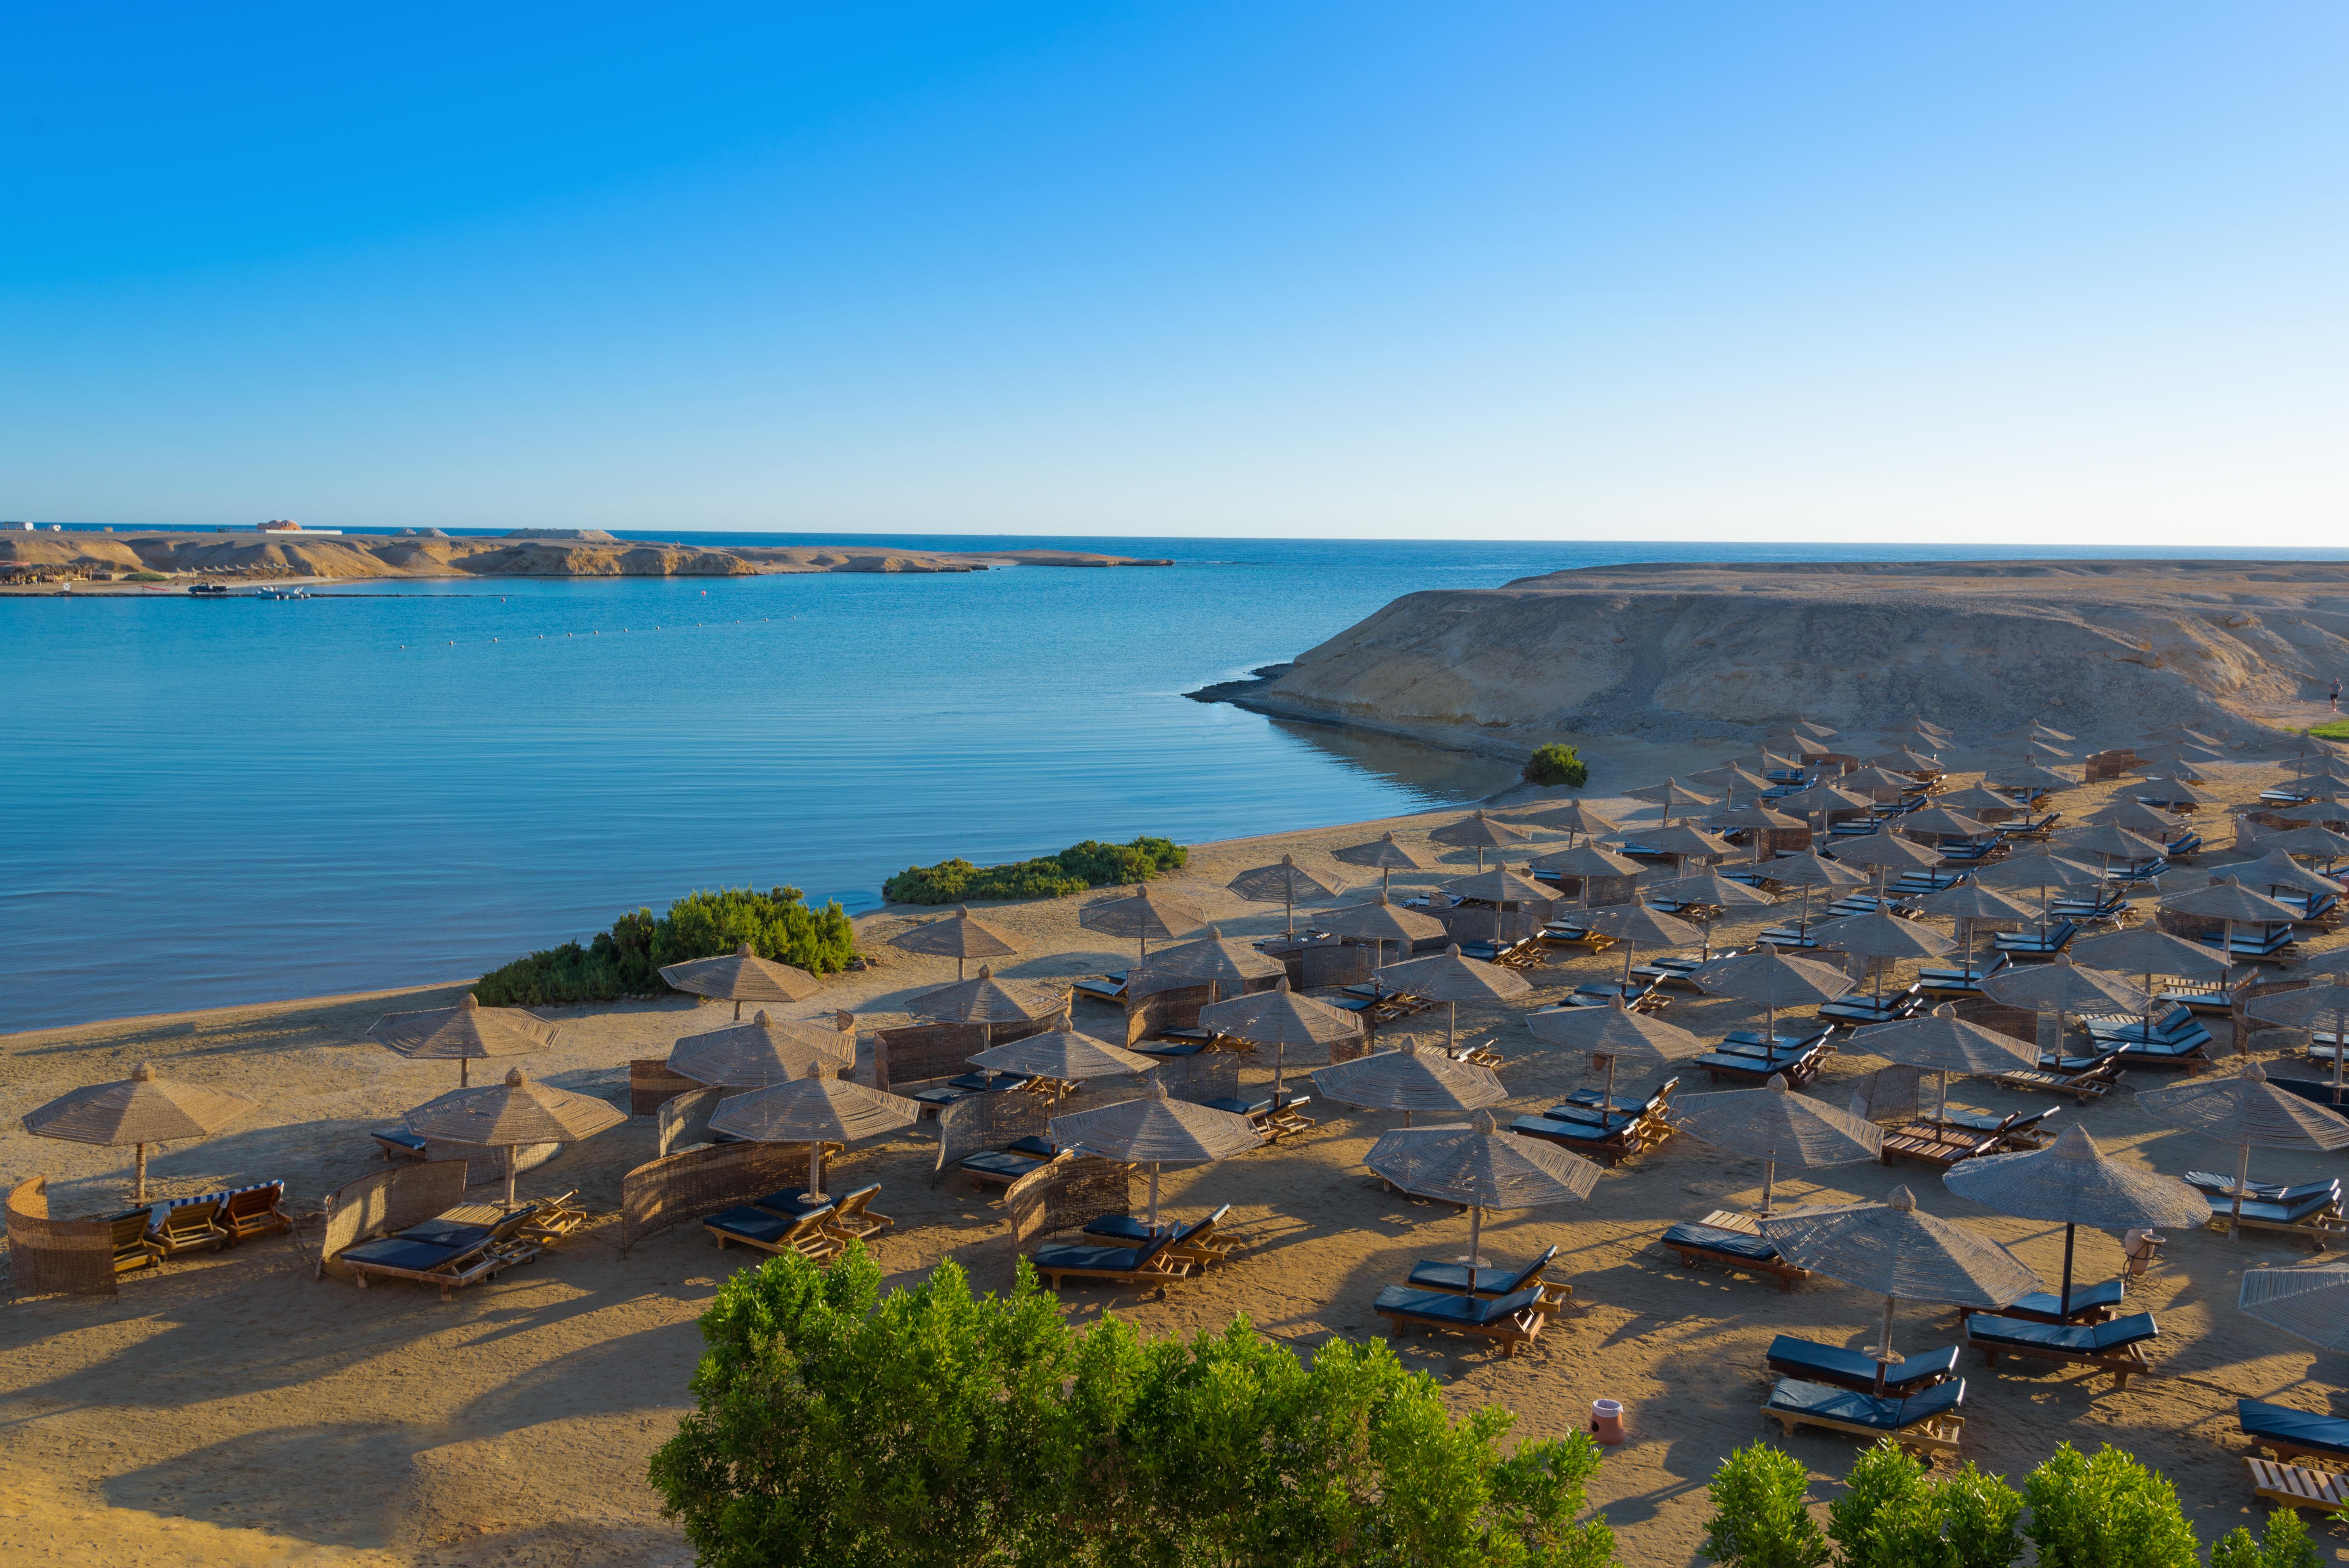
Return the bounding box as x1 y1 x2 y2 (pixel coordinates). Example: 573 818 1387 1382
2 750 2342 1566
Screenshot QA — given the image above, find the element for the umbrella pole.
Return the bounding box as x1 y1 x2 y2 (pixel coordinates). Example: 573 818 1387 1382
504 1144 517 1211
1274 1041 1287 1102
2333 1006 2345 1107
1383 865 1392 894
734 999 743 1021
134 1141 147 1203
810 1140 823 1197
1874 1294 1897 1396
1448 1001 1457 1053
2231 1142 2250 1240
1760 1157 1776 1217
1604 1051 1619 1108
1797 884 1812 937
1466 1204 1483 1295
1937 1069 1949 1123
1148 1164 1161 1230
2058 1222 2077 1322
1287 890 1297 939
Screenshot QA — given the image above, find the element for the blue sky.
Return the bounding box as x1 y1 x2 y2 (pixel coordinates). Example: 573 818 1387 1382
4 4 2345 542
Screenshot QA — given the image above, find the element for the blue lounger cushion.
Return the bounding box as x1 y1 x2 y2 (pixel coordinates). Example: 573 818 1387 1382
1373 1284 1545 1326
752 1188 831 1216
1205 1097 1275 1118
961 1150 1047 1180
2184 1172 2338 1205
1510 1113 1612 1144
340 1236 468 1271
1765 1377 1965 1431
1965 1311 2157 1353
1936 1106 2054 1136
1765 1336 1959 1395
1004 1135 1058 1158
1407 1245 1558 1297
2203 1189 2336 1224
705 1206 826 1245
1661 1222 1780 1263
1031 1243 1151 1271
2000 1280 2125 1319
395 1219 496 1249
1082 1204 1230 1247
1562 1087 1645 1114
372 1128 428 1154
2240 1399 2349 1461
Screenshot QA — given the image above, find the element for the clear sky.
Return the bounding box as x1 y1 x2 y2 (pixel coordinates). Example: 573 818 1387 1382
5 4 2345 543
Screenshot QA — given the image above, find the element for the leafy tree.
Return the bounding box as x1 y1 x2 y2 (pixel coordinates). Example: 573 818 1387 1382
2020 1445 2199 1568
1827 1441 1932 1568
2211 1509 2323 1568
885 835 1189 905
1931 1463 2023 1568
1702 1443 1829 1568
474 885 854 1006
1523 744 1590 789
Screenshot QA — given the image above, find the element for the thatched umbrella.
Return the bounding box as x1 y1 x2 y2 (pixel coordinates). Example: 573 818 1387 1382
2132 775 2228 810
2264 824 2349 862
1198 977 1362 1097
1724 748 1804 777
1985 759 2083 795
1974 846 2104 934
1981 956 2150 1059
2068 924 2230 1042
1690 947 1853 1040
1760 1186 2038 1393
22 1062 259 1202
1585 901 1704 991
1227 854 1343 937
1996 719 2077 745
905 965 1070 1052
1315 894 1448 978
970 1027 1157 1101
1641 869 1774 959
889 905 1019 980
1508 799 1620 847
1531 841 1645 908
1669 1074 1882 1215
2234 851 2345 902
1332 831 1426 894
2057 822 2167 871
1850 1004 2037 1122
2143 724 2225 750
668 1008 858 1089
404 1067 624 1209
708 1061 923 1197
1943 1125 2203 1322
2160 876 2300 983
2004 738 2077 763
1640 823 1736 877
1372 944 1535 1052
1049 1075 1260 1229
1690 764 1777 807
2247 983 2349 1108
1528 993 1706 1104
1934 784 2021 816
1870 747 1945 777
2138 1064 2349 1236
368 993 559 1087
1786 718 1839 741
1913 882 2038 979
2240 1263 2349 1353
1439 865 1558 944
1842 766 1927 801
1129 927 1287 1001
1428 810 1529 872
1898 805 1994 842
1764 848 1869 940
1810 909 1956 1009
1625 779 1717 827
1079 884 1207 961
1366 1110 1599 1291
659 943 823 1021
1826 830 1944 894
2082 800 2186 838
1769 731 1835 761
1313 1043 1507 1127
1710 803 1806 865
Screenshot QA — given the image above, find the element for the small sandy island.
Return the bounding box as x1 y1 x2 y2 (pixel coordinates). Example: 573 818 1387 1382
2 753 2340 1566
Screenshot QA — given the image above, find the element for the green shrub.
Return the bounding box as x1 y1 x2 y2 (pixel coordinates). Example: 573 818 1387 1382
1823 1442 2021 1568
649 1245 1620 1568
472 886 853 1006
1933 1462 2024 1568
883 835 1188 905
1524 744 1590 789
2211 1508 2322 1568
2305 720 2349 741
1702 1442 1829 1568
2021 1444 2198 1568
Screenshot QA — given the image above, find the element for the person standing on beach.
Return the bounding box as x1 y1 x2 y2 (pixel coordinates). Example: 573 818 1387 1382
2332 679 2341 713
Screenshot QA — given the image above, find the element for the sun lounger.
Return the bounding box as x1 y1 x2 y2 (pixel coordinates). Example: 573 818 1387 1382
2184 1172 2341 1206
2267 1075 2349 1112
1558 1086 1646 1115
802 1184 892 1242
1373 1283 1547 1355
1993 1279 2126 1325
1071 973 1128 1006
1081 1203 1237 1264
1818 988 1928 1026
1658 1221 1810 1290
106 1209 163 1277
370 1127 430 1161
2048 891 2132 924
1881 1117 2015 1169
2241 1399 2349 1465
2193 925 2297 963
146 1196 232 1259
1765 1336 1960 1396
2277 889 2341 924
1698 1041 1831 1088
215 1181 293 1242
2245 1458 2349 1515
1890 868 1968 896
961 1134 1061 1189
2163 981 2239 1014
706 1202 842 1261
1030 1223 1196 1294
2196 1187 2349 1245
1631 951 1746 990
1994 919 2078 958
1963 1311 2158 1388
1757 924 1823 950
1403 1244 1570 1309
1557 981 1665 1011
1987 1054 2124 1102
1930 1105 2059 1147
343 1204 550 1299
1763 1378 1966 1462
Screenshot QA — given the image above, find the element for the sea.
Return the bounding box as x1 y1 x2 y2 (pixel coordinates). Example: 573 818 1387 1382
11 531 2349 1032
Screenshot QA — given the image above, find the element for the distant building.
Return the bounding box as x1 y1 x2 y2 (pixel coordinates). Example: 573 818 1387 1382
4 521 29 531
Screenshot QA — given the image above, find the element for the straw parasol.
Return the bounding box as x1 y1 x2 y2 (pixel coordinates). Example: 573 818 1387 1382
1981 956 2151 1055
368 993 560 1087
1690 764 1777 808
1898 806 1994 841
1690 947 1853 1039
1913 882 2038 979
1624 779 1717 827
2082 799 2186 837
2246 983 2349 1108
1763 848 1869 939
1049 1075 1261 1229
1668 1074 1883 1216
2234 851 2345 899
1997 719 2077 745
1428 810 1531 872
708 1061 923 1197
1314 894 1447 976
1822 830 1944 892
1934 784 2021 816
905 965 1070 1052
1439 865 1560 944
2240 1263 2349 1353
1638 823 1736 876
1128 927 1286 1000
1365 1110 1599 1291
1810 909 1956 1009
22 1062 259 1202
1942 1126 2204 1322
1759 1186 2038 1393
1198 977 1363 1098
1508 800 1620 846
1850 1004 2038 1122
1973 846 2105 933
2263 824 2349 861
1584 901 1704 990
1786 718 1839 740
1984 758 2083 795
404 1067 624 1208
659 943 823 1021
2057 822 2167 868
1313 1043 1507 1127
2004 738 2077 763
1641 869 1774 960
1527 993 1706 1103
1530 841 1645 906
668 1008 858 1089
1869 747 1944 775
889 906 1019 980
2131 775 2229 809
1710 801 1805 853
2137 1064 2349 1236
969 1027 1158 1097
1227 854 1343 937
2160 877 2301 983
1769 731 1835 760
1332 831 1426 894
1372 943 1533 1051
1842 766 1927 801
1723 748 1803 777
1079 884 1207 961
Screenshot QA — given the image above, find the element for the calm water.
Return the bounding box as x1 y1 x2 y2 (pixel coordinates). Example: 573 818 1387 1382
10 533 2348 1030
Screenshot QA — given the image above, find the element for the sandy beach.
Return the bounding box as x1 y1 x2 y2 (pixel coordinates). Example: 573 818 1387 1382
4 751 2345 1566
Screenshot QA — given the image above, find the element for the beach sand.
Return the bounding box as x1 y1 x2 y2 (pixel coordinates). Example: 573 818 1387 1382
4 753 2344 1565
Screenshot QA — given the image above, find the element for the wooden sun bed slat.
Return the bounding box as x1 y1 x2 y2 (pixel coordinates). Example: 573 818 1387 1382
2246 1458 2349 1514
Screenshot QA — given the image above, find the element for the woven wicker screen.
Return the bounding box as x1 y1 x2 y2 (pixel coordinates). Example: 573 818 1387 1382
1301 944 1374 989
4 1175 118 1298
630 1059 702 1117
933 1090 1052 1185
1153 1051 1242 1105
1844 1063 1923 1126
1330 1030 1374 1065
1005 1155 1133 1249
616 1141 825 1253
875 1017 1053 1092
656 1087 728 1157
2084 750 2141 783
1948 997 2040 1048
2238 977 2310 1055
1122 984 1217 1046
317 1160 470 1282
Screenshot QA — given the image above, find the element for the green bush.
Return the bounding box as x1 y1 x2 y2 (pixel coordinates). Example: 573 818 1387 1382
1701 1442 1829 1568
1824 1441 2020 1568
2020 1444 2198 1568
2211 1508 2322 1568
883 835 1188 905
1524 744 1590 789
473 887 854 1006
649 1245 1620 1568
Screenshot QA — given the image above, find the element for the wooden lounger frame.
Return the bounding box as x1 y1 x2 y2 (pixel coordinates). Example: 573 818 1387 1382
1762 1400 1965 1462
1375 1297 1547 1356
1661 1231 1810 1292
1965 1327 2153 1389
346 1206 554 1300
2246 1457 2349 1514
1031 1247 1194 1295
1986 1060 2124 1102
707 1207 842 1262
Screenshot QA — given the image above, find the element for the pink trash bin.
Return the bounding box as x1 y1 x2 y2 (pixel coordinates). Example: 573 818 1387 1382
1590 1399 1626 1445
